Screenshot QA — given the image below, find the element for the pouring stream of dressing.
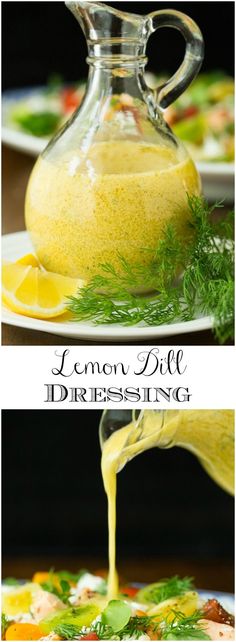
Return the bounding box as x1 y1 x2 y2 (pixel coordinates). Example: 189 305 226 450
101 410 234 600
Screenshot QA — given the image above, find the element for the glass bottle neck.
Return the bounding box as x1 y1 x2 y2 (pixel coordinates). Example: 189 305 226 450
86 39 147 63
85 55 147 101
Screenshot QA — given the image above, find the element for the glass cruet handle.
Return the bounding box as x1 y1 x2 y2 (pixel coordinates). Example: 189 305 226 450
147 9 204 109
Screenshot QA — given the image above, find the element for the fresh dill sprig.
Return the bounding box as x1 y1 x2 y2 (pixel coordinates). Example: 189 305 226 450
54 620 115 640
161 609 211 640
118 615 159 639
55 616 158 640
54 623 81 639
92 620 117 639
67 196 234 344
54 610 211 640
150 576 194 604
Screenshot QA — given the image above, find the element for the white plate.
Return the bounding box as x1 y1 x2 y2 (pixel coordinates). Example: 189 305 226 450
2 231 214 342
2 88 234 202
199 161 234 203
198 590 235 615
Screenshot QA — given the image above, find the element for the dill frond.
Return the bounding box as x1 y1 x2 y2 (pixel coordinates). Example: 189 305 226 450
67 196 234 344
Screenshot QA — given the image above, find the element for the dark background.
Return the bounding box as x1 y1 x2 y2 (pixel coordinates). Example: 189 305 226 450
2 2 234 91
2 410 234 585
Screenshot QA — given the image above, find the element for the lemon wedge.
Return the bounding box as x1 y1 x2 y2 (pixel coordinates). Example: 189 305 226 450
16 254 40 268
2 260 83 319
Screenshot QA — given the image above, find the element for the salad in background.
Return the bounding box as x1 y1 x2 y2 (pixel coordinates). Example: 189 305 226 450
163 71 234 163
3 71 234 163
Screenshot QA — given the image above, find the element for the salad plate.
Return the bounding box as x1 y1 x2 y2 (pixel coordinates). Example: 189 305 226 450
2 231 213 342
1 571 235 640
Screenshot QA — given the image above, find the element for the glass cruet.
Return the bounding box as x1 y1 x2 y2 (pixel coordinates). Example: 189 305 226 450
25 1 204 282
99 409 234 494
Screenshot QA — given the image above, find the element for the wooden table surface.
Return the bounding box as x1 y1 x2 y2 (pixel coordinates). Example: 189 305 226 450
2 555 234 593
2 145 234 346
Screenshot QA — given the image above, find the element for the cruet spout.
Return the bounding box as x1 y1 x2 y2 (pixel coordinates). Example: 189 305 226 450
65 1 149 53
65 1 203 106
